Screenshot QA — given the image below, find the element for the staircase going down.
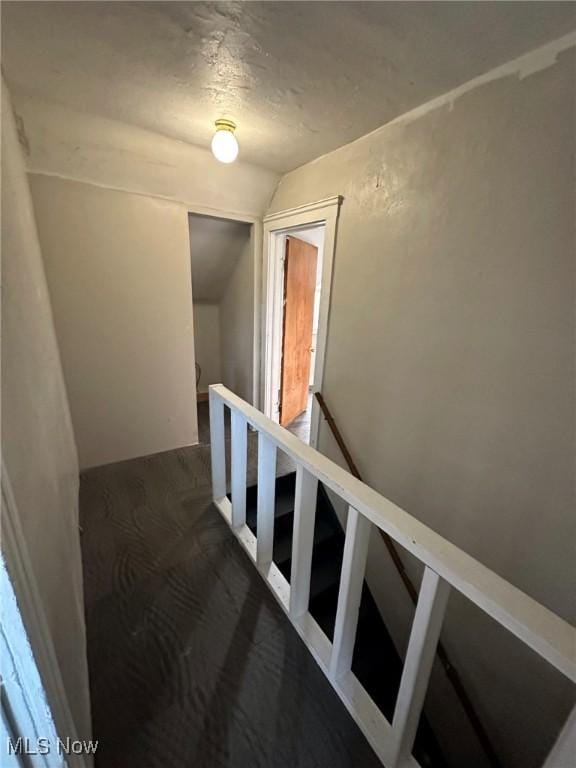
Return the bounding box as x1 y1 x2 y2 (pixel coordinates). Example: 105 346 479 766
240 472 447 768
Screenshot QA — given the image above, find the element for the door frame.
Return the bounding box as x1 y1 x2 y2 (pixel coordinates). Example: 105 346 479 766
1 464 91 766
260 196 341 448
186 205 262 442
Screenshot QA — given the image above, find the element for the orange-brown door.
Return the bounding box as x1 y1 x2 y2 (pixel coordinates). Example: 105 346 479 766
279 236 318 426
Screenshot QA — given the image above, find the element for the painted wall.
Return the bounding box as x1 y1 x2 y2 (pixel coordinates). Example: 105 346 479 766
268 45 575 768
14 94 277 468
193 303 222 392
220 228 256 403
12 93 279 221
189 213 253 301
29 174 198 469
1 82 92 744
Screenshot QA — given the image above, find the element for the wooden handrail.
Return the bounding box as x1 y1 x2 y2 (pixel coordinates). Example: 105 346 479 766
314 391 503 768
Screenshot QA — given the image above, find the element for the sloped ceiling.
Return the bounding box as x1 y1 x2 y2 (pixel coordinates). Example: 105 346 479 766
2 2 574 173
189 214 250 302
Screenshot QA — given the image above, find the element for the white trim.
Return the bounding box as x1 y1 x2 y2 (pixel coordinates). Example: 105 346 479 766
262 229 287 419
1 466 91 768
329 507 372 681
251 220 263 407
209 384 576 684
543 704 576 768
214 516 418 768
209 386 416 768
1 706 25 767
289 468 318 619
1 558 62 768
230 412 248 528
30 170 260 224
390 569 450 767
210 384 576 767
260 196 342 447
263 195 342 224
255 434 277 569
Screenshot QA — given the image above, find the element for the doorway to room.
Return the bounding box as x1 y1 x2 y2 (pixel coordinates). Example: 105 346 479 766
261 197 340 447
188 212 253 443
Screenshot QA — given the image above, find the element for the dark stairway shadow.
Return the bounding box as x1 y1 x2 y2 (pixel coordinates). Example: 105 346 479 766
242 473 447 768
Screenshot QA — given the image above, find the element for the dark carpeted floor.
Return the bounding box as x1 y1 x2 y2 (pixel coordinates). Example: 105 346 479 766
79 441 382 768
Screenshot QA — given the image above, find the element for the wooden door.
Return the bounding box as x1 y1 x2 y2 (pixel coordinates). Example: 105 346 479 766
279 236 318 426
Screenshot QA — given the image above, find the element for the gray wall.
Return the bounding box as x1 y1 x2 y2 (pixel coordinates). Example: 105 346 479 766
15 93 278 469
220 228 256 403
1 82 92 742
12 93 279 222
194 302 222 392
268 47 575 767
189 213 253 400
29 175 199 469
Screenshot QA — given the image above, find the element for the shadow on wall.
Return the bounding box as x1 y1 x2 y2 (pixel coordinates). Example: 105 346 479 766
188 213 253 403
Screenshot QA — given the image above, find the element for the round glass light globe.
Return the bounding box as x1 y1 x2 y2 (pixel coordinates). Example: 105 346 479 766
211 129 239 163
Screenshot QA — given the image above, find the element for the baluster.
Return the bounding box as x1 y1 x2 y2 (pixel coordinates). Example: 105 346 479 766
329 506 372 680
208 388 226 502
256 434 277 569
543 704 576 768
230 410 247 528
391 567 450 767
289 466 318 619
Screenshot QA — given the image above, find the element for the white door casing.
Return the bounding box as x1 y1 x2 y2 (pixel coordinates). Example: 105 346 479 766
260 196 341 448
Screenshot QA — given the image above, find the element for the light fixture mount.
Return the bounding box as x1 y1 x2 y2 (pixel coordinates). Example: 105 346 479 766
211 118 239 164
214 118 236 132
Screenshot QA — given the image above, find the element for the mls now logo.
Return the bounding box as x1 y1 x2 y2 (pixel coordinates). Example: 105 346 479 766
57 737 99 755
7 737 99 755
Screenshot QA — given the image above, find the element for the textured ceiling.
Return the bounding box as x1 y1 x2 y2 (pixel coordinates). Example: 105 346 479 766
189 214 250 302
2 2 575 172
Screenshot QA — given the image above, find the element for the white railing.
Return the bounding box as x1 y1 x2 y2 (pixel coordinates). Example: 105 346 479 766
208 384 576 768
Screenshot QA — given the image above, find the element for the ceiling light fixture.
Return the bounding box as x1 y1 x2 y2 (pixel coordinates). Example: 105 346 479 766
211 119 239 164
